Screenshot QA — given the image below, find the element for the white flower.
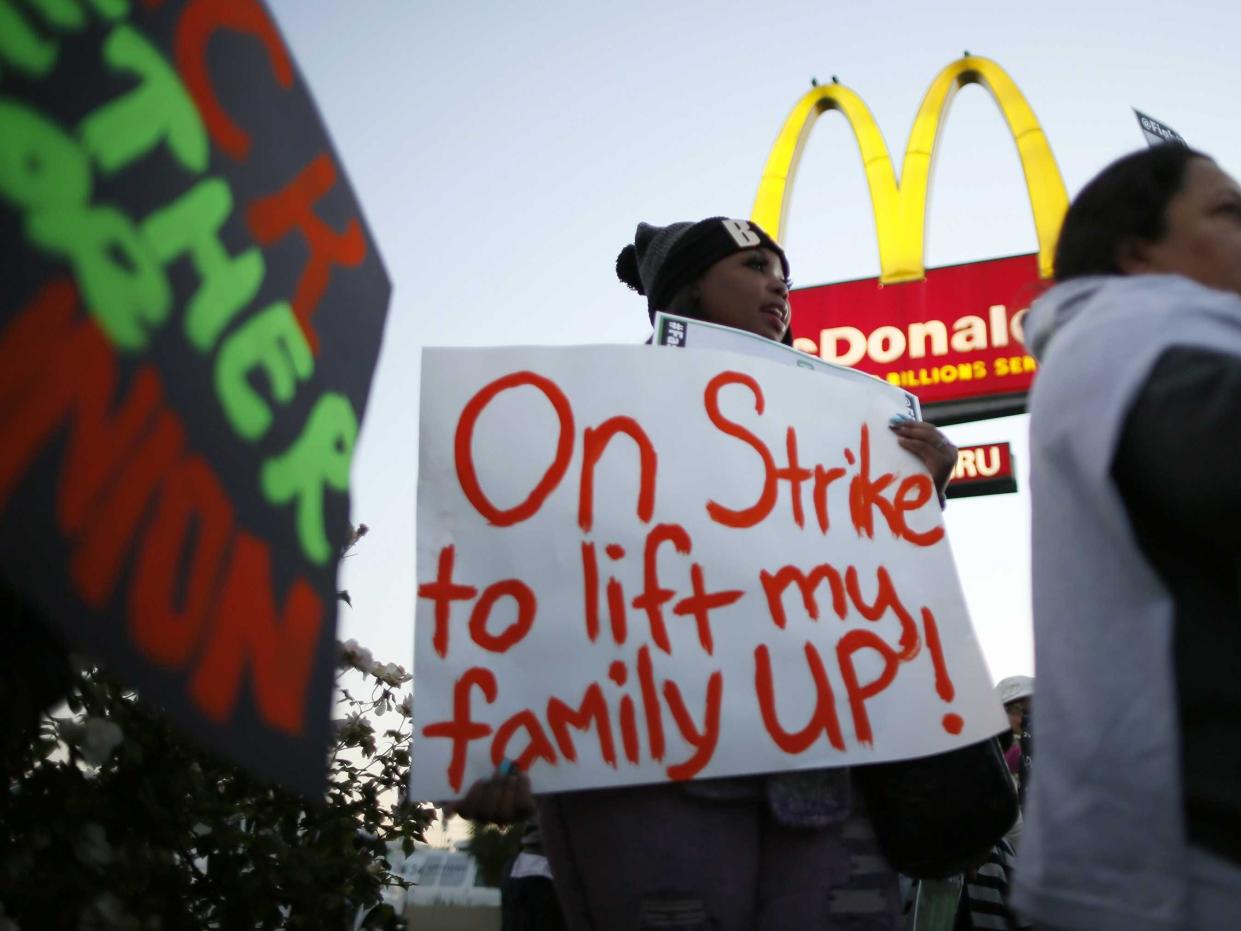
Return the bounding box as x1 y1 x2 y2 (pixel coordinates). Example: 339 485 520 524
79 718 124 766
397 694 413 718
339 639 376 674
373 662 412 686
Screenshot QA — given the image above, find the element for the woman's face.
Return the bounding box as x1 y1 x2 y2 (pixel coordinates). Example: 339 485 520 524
694 247 790 341
1005 698 1029 737
1126 158 1241 297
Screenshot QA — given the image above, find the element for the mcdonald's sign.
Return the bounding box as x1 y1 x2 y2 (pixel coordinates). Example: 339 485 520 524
753 56 1068 423
945 443 1018 499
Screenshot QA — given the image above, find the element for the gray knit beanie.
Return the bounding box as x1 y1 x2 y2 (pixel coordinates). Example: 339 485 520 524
616 217 791 342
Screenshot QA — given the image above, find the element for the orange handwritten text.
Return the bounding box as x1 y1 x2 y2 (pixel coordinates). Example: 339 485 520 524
0 282 322 735
702 372 942 544
422 653 722 793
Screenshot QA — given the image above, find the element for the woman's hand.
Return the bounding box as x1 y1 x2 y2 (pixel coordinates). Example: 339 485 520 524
440 760 535 825
888 415 956 498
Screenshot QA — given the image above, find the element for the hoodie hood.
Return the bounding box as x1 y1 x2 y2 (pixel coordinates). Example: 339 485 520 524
1023 277 1111 362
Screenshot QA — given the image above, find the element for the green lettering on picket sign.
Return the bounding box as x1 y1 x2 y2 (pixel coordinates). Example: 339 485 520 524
0 1 59 80
28 204 171 350
85 0 130 20
25 0 88 30
0 99 91 209
260 393 358 566
24 0 130 28
2 98 171 350
141 178 265 350
78 25 207 176
216 301 315 440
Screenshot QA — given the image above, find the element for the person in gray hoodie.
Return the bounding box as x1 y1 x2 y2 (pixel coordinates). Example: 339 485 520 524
1013 145 1241 931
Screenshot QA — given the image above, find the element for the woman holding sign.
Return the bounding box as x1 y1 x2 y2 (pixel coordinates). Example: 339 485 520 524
1014 146 1241 931
454 216 959 930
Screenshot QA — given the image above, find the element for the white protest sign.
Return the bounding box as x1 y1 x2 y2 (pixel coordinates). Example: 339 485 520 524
412 344 1004 800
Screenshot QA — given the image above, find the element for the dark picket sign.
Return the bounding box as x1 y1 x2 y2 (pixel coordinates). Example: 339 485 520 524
0 0 390 794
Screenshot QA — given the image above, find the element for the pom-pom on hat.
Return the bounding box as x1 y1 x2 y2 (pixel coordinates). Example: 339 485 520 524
616 217 791 328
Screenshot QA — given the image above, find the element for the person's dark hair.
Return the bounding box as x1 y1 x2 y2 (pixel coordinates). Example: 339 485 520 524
1054 145 1210 282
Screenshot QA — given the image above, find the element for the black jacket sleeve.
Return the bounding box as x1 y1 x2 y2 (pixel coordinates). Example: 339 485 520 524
1112 344 1241 865
1113 346 1241 547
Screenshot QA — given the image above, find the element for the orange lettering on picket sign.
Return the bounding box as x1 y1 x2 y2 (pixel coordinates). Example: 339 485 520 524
837 629 901 746
754 641 845 753
848 426 943 546
548 681 617 768
422 667 498 793
417 544 539 658
0 282 324 736
453 371 575 527
702 372 778 528
662 671 723 780
130 455 234 667
846 565 921 660
579 417 657 532
177 0 369 353
246 155 367 353
579 541 601 642
608 661 640 763
758 562 918 659
755 558 931 747
636 646 666 762
176 0 294 161
491 710 559 776
467 578 536 653
630 523 692 654
189 531 323 732
921 606 963 735
418 546 477 658
421 655 725 792
702 372 943 546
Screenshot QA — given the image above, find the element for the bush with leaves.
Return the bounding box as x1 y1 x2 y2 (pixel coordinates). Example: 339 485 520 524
0 579 432 930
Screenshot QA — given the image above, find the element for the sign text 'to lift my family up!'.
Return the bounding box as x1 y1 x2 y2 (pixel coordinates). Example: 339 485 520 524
412 339 1004 800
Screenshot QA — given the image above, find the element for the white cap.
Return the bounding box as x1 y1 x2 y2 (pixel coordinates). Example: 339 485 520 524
996 675 1035 705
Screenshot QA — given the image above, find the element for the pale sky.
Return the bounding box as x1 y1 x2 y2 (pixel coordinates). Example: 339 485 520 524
268 0 1239 690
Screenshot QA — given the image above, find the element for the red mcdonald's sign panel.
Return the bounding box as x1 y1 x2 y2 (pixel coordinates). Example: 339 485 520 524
790 255 1047 421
